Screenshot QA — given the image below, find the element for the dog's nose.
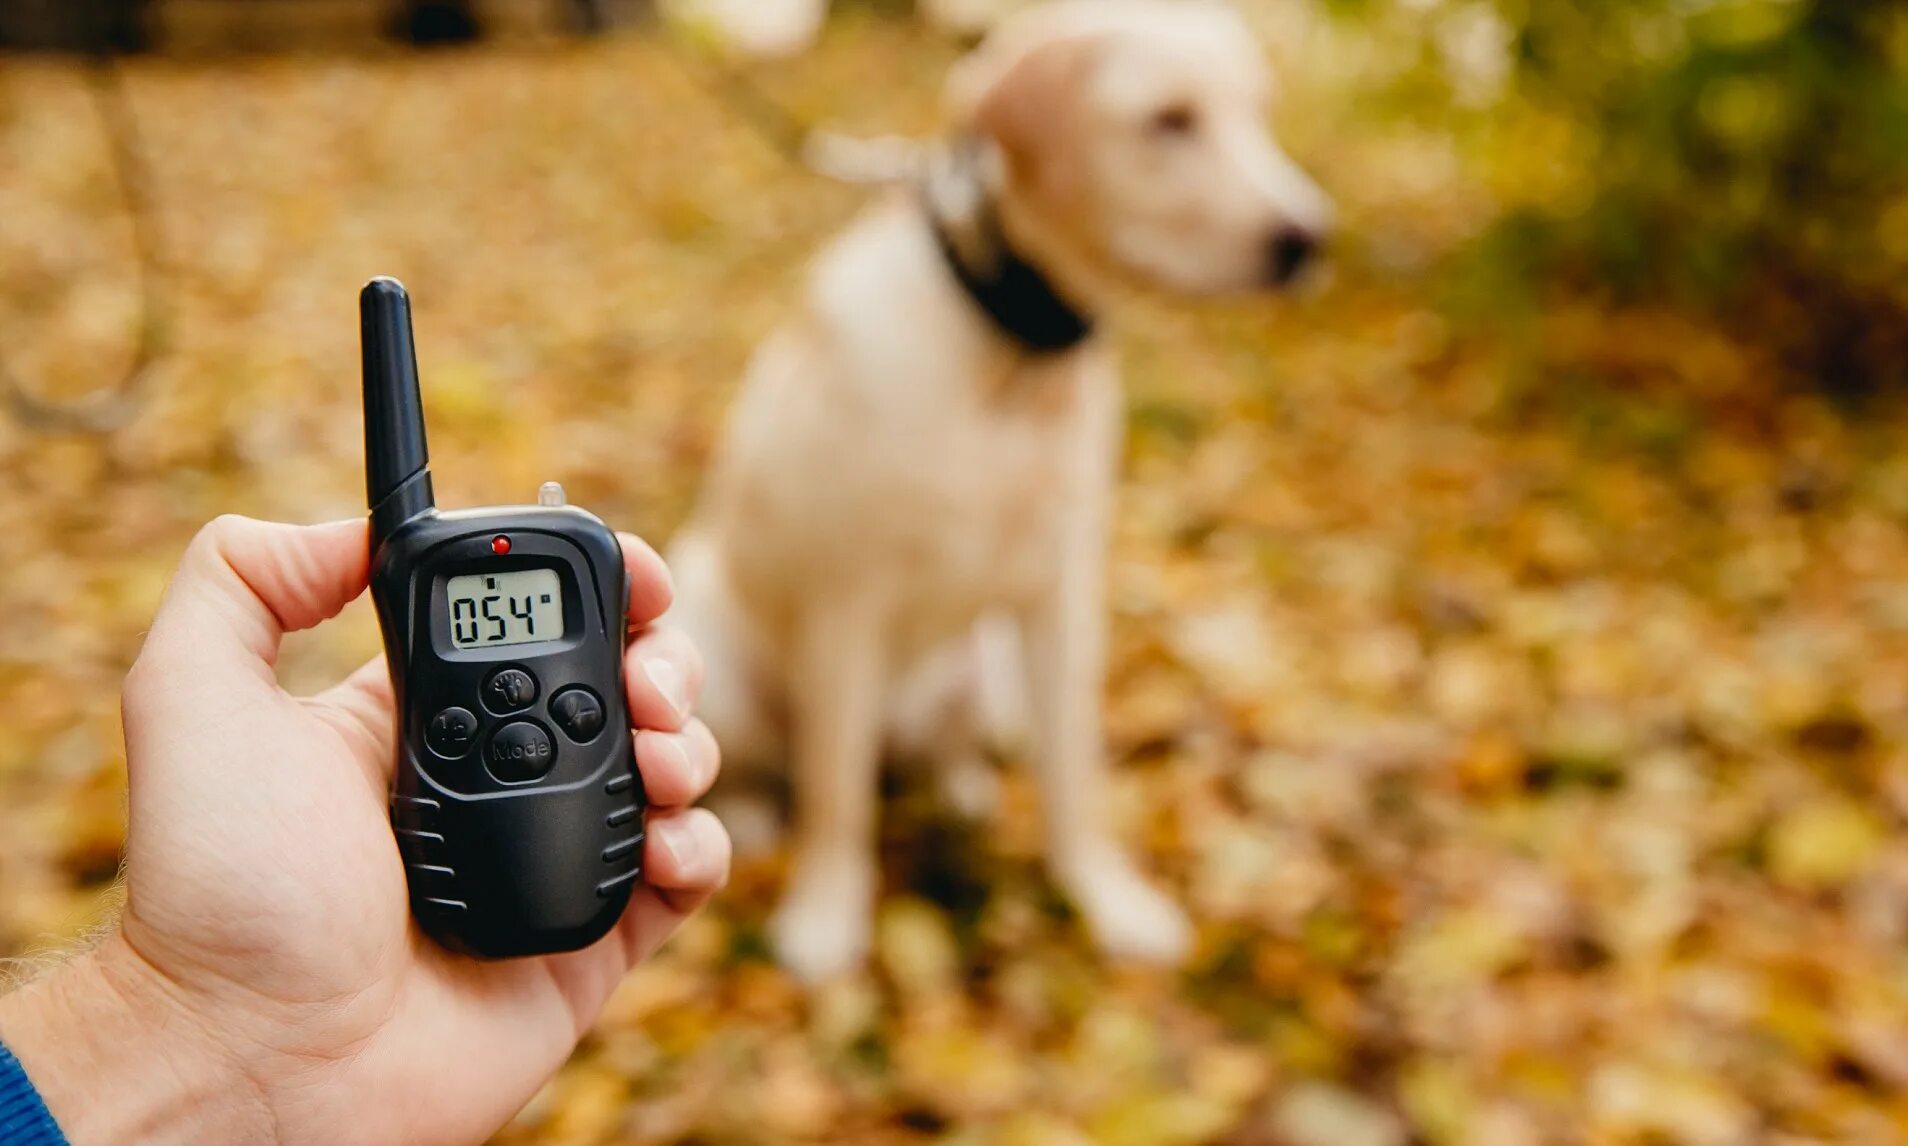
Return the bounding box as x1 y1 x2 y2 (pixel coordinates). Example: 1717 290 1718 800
1266 226 1322 286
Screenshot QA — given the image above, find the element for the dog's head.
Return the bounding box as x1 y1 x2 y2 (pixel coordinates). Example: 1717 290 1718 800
947 0 1333 296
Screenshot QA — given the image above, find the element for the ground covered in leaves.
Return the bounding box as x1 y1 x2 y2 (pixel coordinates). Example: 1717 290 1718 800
3 5 1908 1143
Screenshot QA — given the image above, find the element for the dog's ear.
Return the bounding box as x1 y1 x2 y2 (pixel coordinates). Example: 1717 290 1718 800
947 33 1102 196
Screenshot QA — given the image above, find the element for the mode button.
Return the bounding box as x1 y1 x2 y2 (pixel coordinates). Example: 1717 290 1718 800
485 721 555 783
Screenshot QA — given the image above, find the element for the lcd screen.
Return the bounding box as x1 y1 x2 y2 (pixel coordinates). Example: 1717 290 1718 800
446 568 564 648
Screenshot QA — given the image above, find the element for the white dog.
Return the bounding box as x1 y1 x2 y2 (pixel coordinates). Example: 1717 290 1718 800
668 0 1333 981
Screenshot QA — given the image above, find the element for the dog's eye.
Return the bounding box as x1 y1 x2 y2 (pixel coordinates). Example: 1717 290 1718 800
1150 104 1199 137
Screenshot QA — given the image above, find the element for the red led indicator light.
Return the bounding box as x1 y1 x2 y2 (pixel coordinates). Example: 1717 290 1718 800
491 535 511 555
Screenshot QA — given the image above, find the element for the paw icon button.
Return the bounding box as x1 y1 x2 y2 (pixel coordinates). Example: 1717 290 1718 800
425 707 478 758
483 667 538 713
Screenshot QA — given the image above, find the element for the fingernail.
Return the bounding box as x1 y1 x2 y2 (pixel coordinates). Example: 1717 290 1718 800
643 657 689 720
655 815 705 876
653 732 696 789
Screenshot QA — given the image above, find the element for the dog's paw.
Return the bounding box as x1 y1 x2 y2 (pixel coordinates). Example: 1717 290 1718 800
1065 853 1194 966
770 851 877 982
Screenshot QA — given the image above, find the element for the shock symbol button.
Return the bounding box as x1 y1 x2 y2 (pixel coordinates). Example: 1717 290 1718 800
551 687 606 743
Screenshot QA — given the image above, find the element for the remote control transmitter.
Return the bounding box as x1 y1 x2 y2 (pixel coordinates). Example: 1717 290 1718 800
363 277 645 958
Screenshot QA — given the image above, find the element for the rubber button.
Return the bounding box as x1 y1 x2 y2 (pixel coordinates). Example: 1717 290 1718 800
550 687 606 743
425 707 479 758
486 721 556 783
483 667 538 714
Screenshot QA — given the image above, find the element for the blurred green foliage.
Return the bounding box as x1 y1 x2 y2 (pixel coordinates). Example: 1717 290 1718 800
1400 0 1908 394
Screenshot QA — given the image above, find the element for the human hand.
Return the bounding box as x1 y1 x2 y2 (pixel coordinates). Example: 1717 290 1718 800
0 515 728 1145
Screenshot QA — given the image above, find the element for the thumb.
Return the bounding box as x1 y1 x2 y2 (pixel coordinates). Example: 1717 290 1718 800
127 516 370 711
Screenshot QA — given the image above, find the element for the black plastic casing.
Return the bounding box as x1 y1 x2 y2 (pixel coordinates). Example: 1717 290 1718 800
372 505 643 958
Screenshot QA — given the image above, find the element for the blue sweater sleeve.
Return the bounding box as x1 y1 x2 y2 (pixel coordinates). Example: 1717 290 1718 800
0 1041 68 1146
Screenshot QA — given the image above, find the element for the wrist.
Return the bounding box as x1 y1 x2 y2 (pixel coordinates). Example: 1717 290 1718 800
0 933 273 1145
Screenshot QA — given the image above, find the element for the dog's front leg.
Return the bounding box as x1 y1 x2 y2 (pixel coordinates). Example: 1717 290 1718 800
770 590 891 981
1022 513 1193 965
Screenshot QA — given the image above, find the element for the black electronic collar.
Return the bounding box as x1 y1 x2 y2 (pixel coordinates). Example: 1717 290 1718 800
923 140 1096 355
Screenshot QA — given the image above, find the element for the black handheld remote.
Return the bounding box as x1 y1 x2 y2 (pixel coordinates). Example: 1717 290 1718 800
362 277 645 958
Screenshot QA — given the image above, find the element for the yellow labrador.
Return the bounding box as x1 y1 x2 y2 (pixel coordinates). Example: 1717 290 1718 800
669 0 1333 981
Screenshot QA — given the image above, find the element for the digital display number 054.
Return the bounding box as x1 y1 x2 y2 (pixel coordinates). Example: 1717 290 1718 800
446 567 565 649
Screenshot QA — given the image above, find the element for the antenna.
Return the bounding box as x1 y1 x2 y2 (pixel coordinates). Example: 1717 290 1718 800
362 276 435 544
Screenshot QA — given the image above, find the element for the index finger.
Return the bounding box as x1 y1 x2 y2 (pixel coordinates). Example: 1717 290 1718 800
618 531 673 629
